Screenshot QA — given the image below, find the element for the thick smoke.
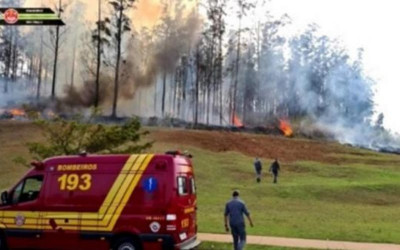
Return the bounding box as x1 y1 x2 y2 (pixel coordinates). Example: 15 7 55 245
4 1 400 152
62 1 201 113
0 79 36 107
122 5 202 89
266 24 400 151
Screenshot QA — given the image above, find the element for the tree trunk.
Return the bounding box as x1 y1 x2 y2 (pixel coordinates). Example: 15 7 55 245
218 0 226 125
202 81 207 123
218 38 223 125
232 16 242 125
181 57 188 120
256 20 261 69
37 29 43 100
11 43 18 82
243 81 251 124
176 69 181 119
19 55 24 77
70 37 77 88
154 80 157 116
161 72 167 117
3 78 8 94
44 61 49 95
206 84 210 124
11 27 18 83
176 65 183 119
4 28 13 93
51 1 62 100
219 83 223 125
194 49 200 125
29 54 34 80
111 0 124 118
173 69 178 117
207 36 215 125
137 89 141 114
94 0 101 107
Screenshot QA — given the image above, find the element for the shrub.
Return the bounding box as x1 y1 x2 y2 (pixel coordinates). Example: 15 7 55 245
27 112 152 160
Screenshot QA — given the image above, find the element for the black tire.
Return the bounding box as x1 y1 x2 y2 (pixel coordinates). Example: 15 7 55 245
112 237 141 250
0 232 8 250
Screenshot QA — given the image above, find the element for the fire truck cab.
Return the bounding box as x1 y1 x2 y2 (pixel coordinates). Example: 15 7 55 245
0 152 199 250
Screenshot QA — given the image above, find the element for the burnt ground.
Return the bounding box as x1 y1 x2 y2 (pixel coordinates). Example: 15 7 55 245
148 128 355 163
149 128 400 167
1 121 399 165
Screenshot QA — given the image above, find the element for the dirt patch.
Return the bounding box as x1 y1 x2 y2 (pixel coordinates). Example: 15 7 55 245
2 121 396 165
149 128 349 163
0 121 42 142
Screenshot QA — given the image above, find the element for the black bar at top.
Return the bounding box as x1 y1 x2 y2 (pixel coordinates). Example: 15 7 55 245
0 8 55 14
0 20 64 26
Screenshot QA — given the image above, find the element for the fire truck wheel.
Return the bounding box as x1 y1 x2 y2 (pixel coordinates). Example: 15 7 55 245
112 237 141 250
0 232 7 250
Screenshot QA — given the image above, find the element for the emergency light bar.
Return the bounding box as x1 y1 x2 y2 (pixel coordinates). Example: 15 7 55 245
165 150 193 158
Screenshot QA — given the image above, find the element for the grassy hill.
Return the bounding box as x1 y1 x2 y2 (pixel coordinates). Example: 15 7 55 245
1 121 400 244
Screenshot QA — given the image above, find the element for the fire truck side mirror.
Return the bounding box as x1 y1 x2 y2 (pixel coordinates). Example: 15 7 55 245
1 191 9 205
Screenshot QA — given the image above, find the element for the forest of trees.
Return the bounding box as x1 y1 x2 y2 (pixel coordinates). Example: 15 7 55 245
0 0 376 132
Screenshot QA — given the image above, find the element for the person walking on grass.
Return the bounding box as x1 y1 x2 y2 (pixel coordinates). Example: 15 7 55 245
224 190 254 250
254 157 262 183
269 158 281 183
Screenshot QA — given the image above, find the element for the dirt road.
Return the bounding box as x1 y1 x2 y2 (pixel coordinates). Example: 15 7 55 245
198 233 400 250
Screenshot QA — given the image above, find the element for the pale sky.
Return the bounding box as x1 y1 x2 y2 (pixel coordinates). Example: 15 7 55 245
267 0 400 133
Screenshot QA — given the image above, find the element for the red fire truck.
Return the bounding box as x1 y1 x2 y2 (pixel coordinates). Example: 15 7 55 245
0 152 199 250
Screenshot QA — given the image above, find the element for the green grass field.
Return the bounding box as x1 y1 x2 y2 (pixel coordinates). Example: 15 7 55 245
198 242 311 250
1 122 400 244
152 143 400 244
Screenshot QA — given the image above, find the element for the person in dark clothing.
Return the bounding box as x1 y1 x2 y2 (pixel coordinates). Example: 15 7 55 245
254 157 262 183
224 190 254 250
269 158 280 183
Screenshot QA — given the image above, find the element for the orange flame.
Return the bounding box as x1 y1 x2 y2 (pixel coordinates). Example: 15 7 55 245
232 113 244 128
279 119 293 137
9 108 26 117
